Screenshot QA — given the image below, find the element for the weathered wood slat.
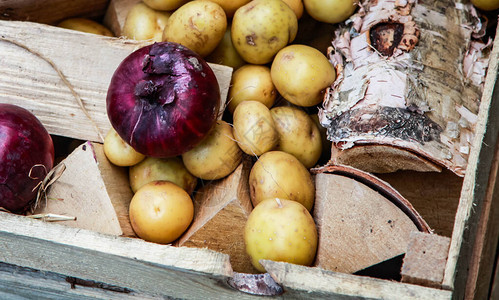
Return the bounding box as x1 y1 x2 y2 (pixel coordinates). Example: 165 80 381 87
0 20 232 143
442 20 499 296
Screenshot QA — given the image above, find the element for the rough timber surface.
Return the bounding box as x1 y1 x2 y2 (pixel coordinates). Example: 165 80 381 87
0 20 232 143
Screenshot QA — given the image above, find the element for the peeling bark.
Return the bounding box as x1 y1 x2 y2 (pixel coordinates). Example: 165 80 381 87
320 0 492 176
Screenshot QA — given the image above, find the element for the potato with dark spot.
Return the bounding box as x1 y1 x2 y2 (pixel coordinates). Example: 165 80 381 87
162 0 227 57
231 0 298 64
271 44 335 107
249 151 315 211
227 64 276 113
271 106 322 168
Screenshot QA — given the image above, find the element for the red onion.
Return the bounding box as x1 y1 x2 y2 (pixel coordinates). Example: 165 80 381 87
106 42 221 157
0 104 54 213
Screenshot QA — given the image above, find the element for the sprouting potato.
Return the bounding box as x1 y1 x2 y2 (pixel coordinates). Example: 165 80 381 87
58 18 114 36
227 64 276 113
231 0 298 64
162 0 227 57
233 101 278 156
182 120 242 180
271 106 322 168
122 2 171 42
271 44 336 107
249 151 315 211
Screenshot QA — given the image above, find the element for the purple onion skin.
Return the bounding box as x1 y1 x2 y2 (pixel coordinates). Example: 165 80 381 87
0 104 54 213
106 42 221 158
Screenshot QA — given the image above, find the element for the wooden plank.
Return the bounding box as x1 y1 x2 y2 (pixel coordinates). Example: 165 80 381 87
0 212 258 299
0 20 232 143
261 260 452 300
442 23 499 296
33 141 135 237
401 232 451 288
0 262 157 299
0 0 109 25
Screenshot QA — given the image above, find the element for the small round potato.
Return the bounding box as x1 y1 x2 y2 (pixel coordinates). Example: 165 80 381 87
249 151 315 211
182 120 242 180
271 44 336 107
271 106 322 168
206 0 252 18
205 25 246 70
103 128 145 167
162 0 227 57
231 0 298 64
227 65 276 113
58 18 114 36
129 181 193 244
244 198 318 272
129 156 198 194
471 0 499 10
233 101 278 156
303 0 358 24
122 2 171 42
143 0 189 11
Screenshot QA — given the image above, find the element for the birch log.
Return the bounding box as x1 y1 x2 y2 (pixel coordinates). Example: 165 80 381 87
320 0 491 176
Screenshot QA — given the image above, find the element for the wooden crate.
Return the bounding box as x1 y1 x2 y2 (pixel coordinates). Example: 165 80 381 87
0 2 498 299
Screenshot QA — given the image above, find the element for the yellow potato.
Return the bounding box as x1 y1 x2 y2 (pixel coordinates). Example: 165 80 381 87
129 181 194 244
205 25 246 70
182 120 242 180
271 106 322 168
57 18 114 36
271 44 336 107
282 0 304 19
231 0 298 64
129 156 198 194
162 0 227 57
103 128 145 167
227 65 276 113
249 151 315 211
233 101 278 156
143 0 189 11
123 2 171 42
206 0 251 18
303 0 358 24
244 198 318 272
471 0 499 10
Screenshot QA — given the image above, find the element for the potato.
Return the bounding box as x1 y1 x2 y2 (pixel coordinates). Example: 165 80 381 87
231 0 298 64
129 156 198 194
227 65 276 113
303 0 358 24
282 0 304 19
270 106 322 168
233 101 278 156
182 120 242 180
122 2 171 42
129 181 194 244
271 44 335 107
206 0 251 18
249 151 315 211
57 18 114 36
205 25 246 70
162 1 227 57
244 198 318 272
103 128 145 167
471 0 499 10
143 0 189 11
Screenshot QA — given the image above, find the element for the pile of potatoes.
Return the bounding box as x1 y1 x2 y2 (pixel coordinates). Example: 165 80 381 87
62 0 360 272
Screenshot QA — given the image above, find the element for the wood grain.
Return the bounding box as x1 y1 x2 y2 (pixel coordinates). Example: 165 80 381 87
0 20 232 143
